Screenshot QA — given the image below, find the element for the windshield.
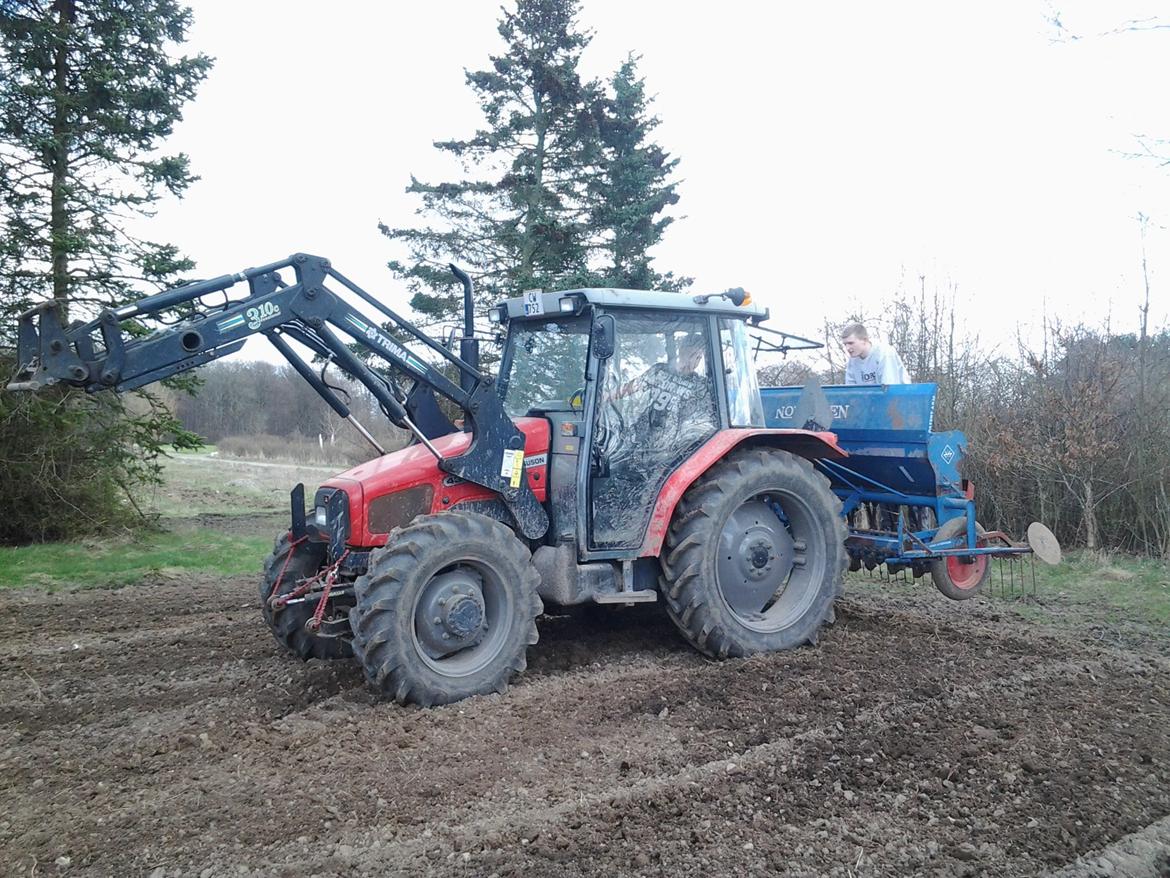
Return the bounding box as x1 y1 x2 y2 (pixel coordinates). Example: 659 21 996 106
500 316 591 417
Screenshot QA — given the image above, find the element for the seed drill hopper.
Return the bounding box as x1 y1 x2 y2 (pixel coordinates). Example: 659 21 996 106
761 382 1061 597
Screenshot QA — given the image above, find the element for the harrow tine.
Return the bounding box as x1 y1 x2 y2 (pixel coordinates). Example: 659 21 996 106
987 554 1037 601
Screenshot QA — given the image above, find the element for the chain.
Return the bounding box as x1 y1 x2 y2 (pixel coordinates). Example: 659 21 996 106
308 550 350 632
267 532 309 600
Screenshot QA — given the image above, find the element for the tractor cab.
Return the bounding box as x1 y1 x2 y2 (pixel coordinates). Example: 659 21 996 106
492 288 770 558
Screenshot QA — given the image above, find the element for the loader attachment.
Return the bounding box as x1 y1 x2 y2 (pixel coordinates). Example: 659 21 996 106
8 301 88 391
10 299 249 394
6 253 550 541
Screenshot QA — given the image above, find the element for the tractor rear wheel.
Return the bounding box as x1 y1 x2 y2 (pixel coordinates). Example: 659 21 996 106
930 516 990 600
348 512 542 707
260 533 353 661
659 447 847 658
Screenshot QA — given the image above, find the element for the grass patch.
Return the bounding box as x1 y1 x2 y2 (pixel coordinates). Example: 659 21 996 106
0 529 273 591
846 550 1170 639
142 454 335 521
1025 550 1170 627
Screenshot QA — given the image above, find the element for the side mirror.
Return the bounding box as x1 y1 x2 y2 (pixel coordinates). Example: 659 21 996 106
592 314 615 360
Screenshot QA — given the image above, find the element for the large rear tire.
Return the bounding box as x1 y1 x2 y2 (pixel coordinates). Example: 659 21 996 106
260 533 353 661
349 512 543 707
659 447 847 658
930 516 990 600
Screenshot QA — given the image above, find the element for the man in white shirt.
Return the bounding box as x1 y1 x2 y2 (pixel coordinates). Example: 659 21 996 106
841 323 911 385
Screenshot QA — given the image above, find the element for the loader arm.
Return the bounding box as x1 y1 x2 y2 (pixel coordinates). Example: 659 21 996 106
7 252 549 540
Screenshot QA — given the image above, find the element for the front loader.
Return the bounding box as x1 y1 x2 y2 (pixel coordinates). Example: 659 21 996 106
8 253 850 705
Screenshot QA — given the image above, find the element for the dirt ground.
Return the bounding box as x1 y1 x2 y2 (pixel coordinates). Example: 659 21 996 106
1 569 1168 877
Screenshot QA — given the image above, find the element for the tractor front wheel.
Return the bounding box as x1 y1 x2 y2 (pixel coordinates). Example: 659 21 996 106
659 447 847 658
260 533 354 661
348 512 543 707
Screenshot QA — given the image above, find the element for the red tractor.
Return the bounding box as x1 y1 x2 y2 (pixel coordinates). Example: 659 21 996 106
10 254 847 705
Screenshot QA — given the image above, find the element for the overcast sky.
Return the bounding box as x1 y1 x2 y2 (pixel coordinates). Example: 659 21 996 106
146 1 1170 363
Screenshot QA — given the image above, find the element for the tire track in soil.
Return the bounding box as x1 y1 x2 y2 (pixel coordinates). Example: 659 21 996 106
0 580 1167 877
1 578 699 875
225 610 1170 876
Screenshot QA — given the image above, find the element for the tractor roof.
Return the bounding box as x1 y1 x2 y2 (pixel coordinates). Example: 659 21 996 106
495 287 769 322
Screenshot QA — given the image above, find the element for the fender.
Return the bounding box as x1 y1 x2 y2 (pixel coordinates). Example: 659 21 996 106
638 427 847 558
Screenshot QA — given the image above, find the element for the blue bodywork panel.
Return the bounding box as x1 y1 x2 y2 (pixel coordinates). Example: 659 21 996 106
762 383 966 507
760 383 1021 566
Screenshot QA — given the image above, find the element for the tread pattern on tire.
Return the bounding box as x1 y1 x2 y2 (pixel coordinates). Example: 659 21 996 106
260 533 353 661
658 446 847 659
349 512 543 707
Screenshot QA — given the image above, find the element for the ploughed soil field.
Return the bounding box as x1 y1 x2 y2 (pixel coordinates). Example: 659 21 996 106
1 571 1168 877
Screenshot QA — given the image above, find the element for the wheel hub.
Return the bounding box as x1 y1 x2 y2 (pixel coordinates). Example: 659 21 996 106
747 540 773 578
717 499 797 615
416 570 486 658
443 595 484 638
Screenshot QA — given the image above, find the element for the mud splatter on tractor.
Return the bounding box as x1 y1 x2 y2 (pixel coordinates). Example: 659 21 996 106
9 254 1057 707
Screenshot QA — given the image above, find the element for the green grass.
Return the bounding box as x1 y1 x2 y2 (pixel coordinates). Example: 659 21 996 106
848 550 1169 641
0 452 335 592
0 529 273 591
1024 550 1170 627
143 452 334 520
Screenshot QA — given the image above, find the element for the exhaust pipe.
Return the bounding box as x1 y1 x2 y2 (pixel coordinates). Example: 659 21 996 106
449 264 478 397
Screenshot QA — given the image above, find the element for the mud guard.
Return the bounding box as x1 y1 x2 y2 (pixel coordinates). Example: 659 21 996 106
638 427 846 557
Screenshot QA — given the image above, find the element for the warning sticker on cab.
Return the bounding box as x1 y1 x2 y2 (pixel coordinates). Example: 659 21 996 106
500 449 525 488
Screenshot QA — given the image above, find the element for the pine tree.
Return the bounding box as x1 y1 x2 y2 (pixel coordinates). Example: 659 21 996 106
380 0 604 325
0 0 211 318
0 0 211 542
590 55 687 291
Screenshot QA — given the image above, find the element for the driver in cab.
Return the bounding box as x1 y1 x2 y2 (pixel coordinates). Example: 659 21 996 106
592 331 720 540
613 332 716 442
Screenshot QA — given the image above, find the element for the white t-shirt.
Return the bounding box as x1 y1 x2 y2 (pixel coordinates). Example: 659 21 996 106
845 341 911 385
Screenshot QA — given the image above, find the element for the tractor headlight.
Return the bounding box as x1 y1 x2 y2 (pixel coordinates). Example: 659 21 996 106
314 505 328 528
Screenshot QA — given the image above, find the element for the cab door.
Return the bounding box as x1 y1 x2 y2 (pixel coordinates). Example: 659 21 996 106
588 311 721 551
